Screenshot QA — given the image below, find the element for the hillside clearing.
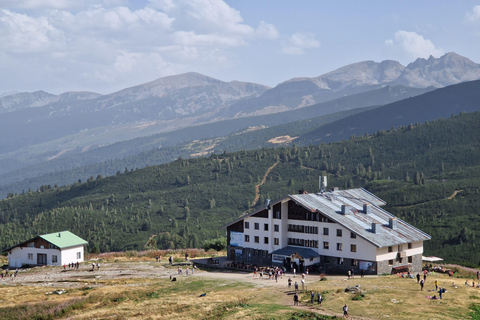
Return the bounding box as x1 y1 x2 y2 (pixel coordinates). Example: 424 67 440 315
1 258 479 319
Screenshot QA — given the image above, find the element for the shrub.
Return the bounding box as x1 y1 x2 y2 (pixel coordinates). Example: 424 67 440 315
202 237 227 251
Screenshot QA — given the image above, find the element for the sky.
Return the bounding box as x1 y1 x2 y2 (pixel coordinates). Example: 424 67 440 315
1 0 479 95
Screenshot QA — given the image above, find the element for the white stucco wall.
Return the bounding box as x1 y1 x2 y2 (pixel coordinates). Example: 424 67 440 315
8 245 85 268
376 241 424 262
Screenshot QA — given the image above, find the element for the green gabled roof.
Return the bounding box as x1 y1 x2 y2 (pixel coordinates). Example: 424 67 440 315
40 231 88 249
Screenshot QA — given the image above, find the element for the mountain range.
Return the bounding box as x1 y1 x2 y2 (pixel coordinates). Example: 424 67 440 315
1 52 480 197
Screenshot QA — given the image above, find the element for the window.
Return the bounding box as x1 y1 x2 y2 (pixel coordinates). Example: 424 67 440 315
408 243 412 249
408 256 413 263
323 228 329 236
264 224 269 231
76 252 81 259
27 242 34 248
264 237 269 244
52 255 58 263
336 229 342 237
398 245 403 251
275 211 281 219
49 243 57 249
245 235 250 242
352 259 358 266
388 259 394 265
338 257 344 265
254 236 259 243
274 238 279 245
274 224 279 232
28 253 33 260
351 244 357 252
245 222 249 229
337 243 343 251
350 232 356 239
323 242 329 249
254 223 259 230
388 246 393 252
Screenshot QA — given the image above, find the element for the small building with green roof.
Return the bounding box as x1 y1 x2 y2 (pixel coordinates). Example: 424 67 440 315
7 231 88 268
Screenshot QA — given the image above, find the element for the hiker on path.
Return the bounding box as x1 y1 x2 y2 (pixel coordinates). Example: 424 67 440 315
169 256 173 265
343 304 348 317
318 293 322 305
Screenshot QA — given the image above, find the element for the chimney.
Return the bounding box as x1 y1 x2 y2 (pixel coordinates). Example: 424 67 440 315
372 222 382 234
341 205 351 215
58 233 61 237
331 187 339 192
363 204 372 215
389 217 398 229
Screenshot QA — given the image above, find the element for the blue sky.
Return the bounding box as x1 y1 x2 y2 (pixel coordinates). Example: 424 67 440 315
0 0 479 94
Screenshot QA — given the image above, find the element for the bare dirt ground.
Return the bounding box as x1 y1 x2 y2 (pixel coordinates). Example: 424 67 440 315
2 260 371 319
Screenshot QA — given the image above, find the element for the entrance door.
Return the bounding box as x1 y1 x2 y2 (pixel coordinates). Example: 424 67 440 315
285 257 291 271
37 253 47 265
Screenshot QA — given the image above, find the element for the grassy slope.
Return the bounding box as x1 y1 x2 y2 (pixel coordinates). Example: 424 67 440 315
0 254 479 320
0 112 479 266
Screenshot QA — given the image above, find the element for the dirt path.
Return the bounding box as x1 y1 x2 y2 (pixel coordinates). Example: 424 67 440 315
251 161 279 207
447 190 463 200
198 270 372 319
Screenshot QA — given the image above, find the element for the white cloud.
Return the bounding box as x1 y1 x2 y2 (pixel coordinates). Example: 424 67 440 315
0 0 284 93
466 5 480 22
256 21 279 40
0 9 63 53
386 30 443 60
282 32 320 55
0 0 128 10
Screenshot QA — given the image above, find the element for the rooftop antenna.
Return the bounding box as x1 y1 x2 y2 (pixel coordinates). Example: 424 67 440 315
319 176 327 193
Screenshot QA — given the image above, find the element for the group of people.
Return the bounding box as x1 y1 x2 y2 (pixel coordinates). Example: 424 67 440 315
253 266 284 282
0 268 18 280
64 261 80 270
177 265 196 275
416 270 447 299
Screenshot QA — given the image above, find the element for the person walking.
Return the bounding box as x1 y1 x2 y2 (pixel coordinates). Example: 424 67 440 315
416 273 420 283
435 279 439 291
420 279 425 291
317 293 322 305
288 277 292 289
294 281 298 292
293 292 299 306
343 304 348 317
311 291 315 303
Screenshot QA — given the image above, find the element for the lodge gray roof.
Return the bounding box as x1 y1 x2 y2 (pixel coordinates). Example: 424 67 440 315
289 188 431 248
271 246 319 259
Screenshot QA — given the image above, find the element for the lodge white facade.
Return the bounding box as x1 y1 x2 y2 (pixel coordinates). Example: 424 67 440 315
7 231 88 268
223 188 430 275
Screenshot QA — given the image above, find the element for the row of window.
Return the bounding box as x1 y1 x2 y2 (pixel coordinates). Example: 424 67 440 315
245 222 281 232
287 238 319 248
388 243 413 252
389 256 413 264
27 252 82 262
288 224 318 234
245 222 359 240
245 235 280 245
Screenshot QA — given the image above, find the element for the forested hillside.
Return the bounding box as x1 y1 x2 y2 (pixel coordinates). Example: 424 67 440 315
1 112 479 265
